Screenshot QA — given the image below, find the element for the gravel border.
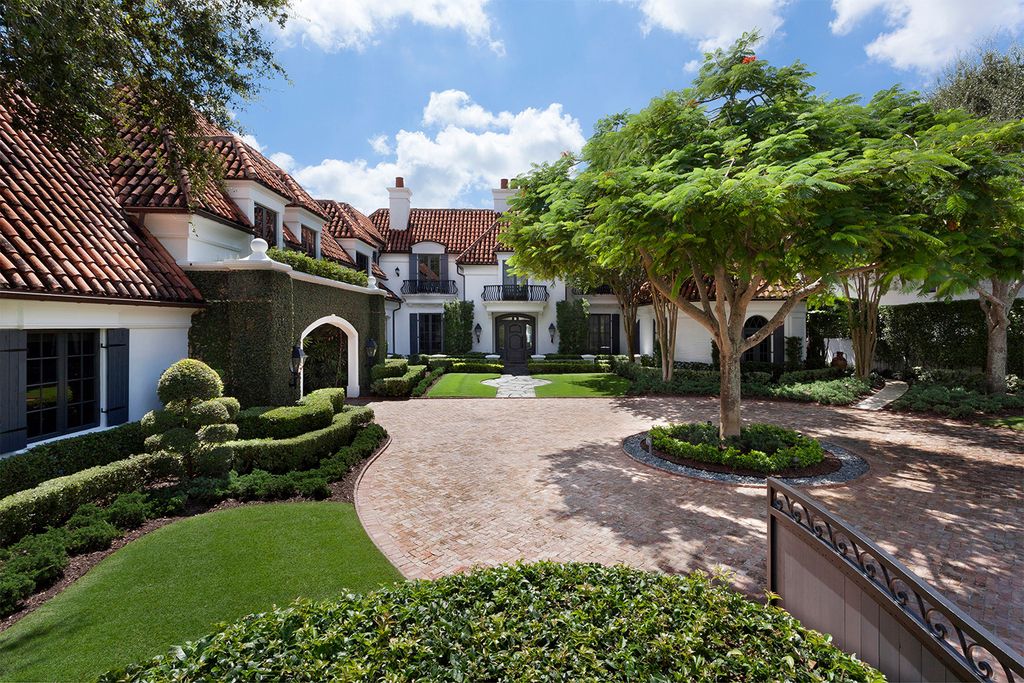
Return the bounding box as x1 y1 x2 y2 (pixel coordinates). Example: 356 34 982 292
621 432 869 487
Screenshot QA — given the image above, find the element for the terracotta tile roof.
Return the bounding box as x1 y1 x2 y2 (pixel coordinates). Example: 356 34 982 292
319 231 357 268
282 225 301 247
318 200 385 248
456 218 510 265
111 122 252 229
371 262 388 281
378 281 401 302
0 94 203 304
370 208 501 256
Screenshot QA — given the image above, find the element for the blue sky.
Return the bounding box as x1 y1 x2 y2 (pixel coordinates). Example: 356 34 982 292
235 0 1024 213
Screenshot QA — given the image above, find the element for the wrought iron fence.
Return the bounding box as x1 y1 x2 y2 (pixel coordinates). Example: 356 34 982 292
401 279 458 295
482 284 548 301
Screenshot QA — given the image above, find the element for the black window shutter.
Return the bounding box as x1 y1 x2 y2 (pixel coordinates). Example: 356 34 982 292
409 314 419 356
611 314 621 355
409 253 417 281
439 254 448 283
0 329 28 453
772 325 786 365
634 319 641 355
105 329 130 425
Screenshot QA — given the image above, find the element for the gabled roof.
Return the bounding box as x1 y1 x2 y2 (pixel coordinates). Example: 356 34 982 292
370 208 501 256
319 231 357 268
318 200 385 249
0 93 203 305
456 219 508 265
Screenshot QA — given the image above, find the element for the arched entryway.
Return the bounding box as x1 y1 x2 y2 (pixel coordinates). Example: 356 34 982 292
300 315 360 398
741 315 772 363
494 314 536 362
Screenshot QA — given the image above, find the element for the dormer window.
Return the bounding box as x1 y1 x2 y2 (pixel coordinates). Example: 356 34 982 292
356 252 370 274
254 204 278 247
300 225 316 257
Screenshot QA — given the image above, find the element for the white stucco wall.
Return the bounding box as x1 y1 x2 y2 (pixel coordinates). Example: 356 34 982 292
141 212 252 265
0 298 195 423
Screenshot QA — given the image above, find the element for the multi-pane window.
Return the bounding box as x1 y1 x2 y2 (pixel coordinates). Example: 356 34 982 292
742 316 772 363
356 252 370 275
588 314 613 354
253 204 278 247
418 314 444 354
300 225 317 257
26 331 99 441
501 261 523 286
416 254 440 281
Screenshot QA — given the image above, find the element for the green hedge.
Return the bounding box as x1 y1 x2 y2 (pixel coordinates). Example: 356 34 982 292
527 360 604 374
236 388 345 440
650 423 824 473
764 377 872 405
370 359 409 380
442 300 474 355
228 406 374 474
371 365 427 397
0 423 145 499
778 367 846 385
267 247 368 287
411 367 445 398
0 453 182 547
108 562 882 682
555 299 589 354
891 385 1024 418
424 357 504 373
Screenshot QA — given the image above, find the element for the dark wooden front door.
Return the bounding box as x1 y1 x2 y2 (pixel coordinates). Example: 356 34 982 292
506 321 527 362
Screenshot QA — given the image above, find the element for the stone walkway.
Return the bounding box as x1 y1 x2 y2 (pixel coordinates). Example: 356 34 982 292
358 397 1024 652
481 374 551 397
855 380 909 410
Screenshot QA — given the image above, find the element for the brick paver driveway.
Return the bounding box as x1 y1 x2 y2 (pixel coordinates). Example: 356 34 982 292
358 396 1023 651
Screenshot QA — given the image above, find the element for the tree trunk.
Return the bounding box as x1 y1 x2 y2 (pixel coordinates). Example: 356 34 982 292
842 272 884 380
978 278 1019 394
719 349 743 439
651 288 677 382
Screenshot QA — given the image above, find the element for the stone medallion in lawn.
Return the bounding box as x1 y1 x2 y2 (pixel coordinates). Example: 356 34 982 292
622 432 868 487
481 375 551 397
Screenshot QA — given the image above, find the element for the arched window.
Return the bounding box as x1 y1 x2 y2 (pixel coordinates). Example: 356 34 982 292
741 315 772 363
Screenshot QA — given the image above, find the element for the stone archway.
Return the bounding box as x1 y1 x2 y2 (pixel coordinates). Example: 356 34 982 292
300 315 360 398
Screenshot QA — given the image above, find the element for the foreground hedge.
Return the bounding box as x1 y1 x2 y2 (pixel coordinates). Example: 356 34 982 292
236 388 346 439
0 423 145 499
650 422 824 472
106 562 881 682
228 406 374 473
370 365 427 397
891 384 1024 418
0 453 182 547
267 247 368 287
527 360 604 374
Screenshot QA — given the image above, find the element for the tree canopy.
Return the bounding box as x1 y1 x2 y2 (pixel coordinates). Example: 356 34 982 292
0 0 289 186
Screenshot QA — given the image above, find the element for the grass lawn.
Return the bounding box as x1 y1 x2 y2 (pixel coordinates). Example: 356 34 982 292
427 372 500 398
0 502 401 682
985 416 1024 430
533 373 630 397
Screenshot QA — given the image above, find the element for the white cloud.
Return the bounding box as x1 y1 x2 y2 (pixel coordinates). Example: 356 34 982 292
269 152 297 173
683 59 701 74
619 0 788 50
830 0 1024 72
239 133 263 152
368 134 393 155
279 0 504 55
283 91 585 213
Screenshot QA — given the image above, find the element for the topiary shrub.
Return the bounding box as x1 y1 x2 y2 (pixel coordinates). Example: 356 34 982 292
106 563 882 682
371 365 427 397
157 359 224 405
371 359 408 380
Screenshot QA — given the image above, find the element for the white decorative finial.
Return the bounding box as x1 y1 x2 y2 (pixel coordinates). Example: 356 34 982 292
367 275 378 289
245 237 270 261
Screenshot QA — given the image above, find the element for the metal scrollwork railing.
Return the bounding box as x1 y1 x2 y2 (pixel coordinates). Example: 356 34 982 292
768 478 1023 683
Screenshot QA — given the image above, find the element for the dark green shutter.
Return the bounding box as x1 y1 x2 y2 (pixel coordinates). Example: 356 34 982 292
105 328 130 425
409 314 419 356
0 329 27 453
611 314 621 355
773 326 785 365
439 254 448 284
409 254 417 281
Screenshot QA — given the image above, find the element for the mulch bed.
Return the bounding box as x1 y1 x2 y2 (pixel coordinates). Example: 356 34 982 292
645 439 843 479
0 443 381 635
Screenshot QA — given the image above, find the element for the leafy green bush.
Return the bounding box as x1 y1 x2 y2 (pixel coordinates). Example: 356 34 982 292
766 377 871 405
212 397 240 421
371 365 427 397
107 562 881 682
236 389 344 439
650 422 824 473
908 367 988 392
778 367 845 385
0 452 182 547
65 521 121 554
103 492 151 530
0 422 145 499
891 384 1024 418
411 367 445 397
228 406 375 474
442 300 475 355
370 358 408 380
267 247 369 287
156 359 223 405
555 299 589 354
526 360 603 374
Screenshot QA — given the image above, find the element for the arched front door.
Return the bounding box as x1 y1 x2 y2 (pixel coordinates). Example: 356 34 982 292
495 314 535 362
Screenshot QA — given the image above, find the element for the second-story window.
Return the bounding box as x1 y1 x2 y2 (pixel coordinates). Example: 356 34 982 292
416 254 441 281
254 204 278 247
356 252 370 274
300 226 316 257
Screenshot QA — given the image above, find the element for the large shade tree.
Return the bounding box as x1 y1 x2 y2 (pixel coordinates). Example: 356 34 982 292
928 44 1024 393
0 0 289 186
507 35 969 438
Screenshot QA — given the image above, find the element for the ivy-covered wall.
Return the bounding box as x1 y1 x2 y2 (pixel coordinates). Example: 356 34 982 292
187 269 386 407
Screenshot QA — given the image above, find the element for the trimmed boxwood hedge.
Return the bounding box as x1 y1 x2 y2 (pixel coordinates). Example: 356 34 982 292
370 358 409 380
266 247 368 287
236 388 345 440
0 453 183 547
107 562 882 682
650 422 824 473
411 366 445 397
527 360 604 374
370 365 427 397
0 423 145 499
228 406 374 474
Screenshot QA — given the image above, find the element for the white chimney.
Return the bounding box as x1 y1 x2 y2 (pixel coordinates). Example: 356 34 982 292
492 178 515 212
388 176 412 230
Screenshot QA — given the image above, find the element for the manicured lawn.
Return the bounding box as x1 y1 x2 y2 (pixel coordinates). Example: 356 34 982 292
0 502 401 682
533 373 630 397
985 416 1024 430
427 372 500 398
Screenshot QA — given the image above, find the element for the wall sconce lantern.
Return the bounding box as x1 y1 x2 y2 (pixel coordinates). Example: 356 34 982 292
548 323 557 344
289 344 306 387
474 323 482 343
365 338 379 362
394 266 401 278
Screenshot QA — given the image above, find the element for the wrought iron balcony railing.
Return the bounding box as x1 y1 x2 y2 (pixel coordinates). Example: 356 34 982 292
571 284 614 295
401 279 458 295
482 284 549 302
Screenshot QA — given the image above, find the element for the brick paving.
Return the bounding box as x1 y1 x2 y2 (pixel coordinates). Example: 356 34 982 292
357 396 1024 653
